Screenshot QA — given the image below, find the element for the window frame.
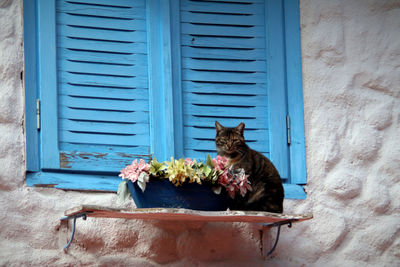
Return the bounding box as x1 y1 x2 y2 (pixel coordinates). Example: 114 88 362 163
24 0 307 198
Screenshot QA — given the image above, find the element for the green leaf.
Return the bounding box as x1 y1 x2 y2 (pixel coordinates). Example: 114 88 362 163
117 180 131 204
206 154 214 168
149 157 166 176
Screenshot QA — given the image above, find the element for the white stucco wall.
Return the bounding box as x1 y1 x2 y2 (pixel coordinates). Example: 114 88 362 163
0 0 399 266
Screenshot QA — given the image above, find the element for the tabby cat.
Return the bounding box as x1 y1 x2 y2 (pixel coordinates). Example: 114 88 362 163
215 121 284 213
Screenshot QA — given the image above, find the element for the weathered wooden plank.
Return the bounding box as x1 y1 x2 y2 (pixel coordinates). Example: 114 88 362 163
180 1 264 15
181 23 265 38
59 58 147 77
180 12 264 26
58 48 147 65
182 47 266 60
60 119 149 135
182 57 266 72
57 1 146 19
184 92 267 107
60 96 149 112
57 13 146 31
57 36 147 54
58 71 148 88
59 108 149 123
184 104 268 118
64 205 313 223
60 85 148 100
182 81 267 95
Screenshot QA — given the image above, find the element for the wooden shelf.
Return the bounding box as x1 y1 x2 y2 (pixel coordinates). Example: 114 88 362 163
64 205 312 224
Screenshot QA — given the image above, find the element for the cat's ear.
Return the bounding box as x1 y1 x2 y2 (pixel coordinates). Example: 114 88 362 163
236 122 245 135
215 121 224 133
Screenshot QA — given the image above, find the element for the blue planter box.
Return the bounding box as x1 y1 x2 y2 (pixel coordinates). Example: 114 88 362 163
127 179 228 211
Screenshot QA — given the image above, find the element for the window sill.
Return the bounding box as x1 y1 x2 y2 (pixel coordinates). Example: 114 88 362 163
26 171 306 199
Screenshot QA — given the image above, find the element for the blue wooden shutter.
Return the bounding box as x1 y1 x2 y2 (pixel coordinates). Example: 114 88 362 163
180 0 270 161
42 0 150 172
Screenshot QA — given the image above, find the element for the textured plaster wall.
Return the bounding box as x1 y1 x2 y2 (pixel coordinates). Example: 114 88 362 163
0 0 399 266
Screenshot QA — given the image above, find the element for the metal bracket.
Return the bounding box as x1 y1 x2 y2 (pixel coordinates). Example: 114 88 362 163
60 212 90 250
260 219 294 258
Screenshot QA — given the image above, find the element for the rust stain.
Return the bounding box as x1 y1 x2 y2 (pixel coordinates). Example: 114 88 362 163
34 184 57 188
60 153 72 168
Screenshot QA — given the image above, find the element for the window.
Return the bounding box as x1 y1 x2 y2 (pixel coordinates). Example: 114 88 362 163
24 0 306 198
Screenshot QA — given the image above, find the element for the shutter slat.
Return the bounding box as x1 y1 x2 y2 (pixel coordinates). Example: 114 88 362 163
57 25 146 43
60 84 148 100
182 47 265 60
60 143 149 154
61 96 149 112
182 81 266 95
181 23 264 37
59 72 148 88
180 12 264 26
60 131 149 146
60 120 149 135
184 104 268 118
57 13 146 31
64 0 144 8
58 1 145 19
182 70 266 83
57 36 147 54
58 49 146 65
59 108 148 123
181 35 266 49
181 1 264 14
60 60 147 77
184 93 267 107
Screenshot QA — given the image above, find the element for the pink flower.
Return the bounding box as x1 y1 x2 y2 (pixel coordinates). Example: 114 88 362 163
184 158 194 166
212 155 228 171
119 159 150 183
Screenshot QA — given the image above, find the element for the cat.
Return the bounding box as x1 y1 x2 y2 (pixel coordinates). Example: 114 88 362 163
215 121 284 213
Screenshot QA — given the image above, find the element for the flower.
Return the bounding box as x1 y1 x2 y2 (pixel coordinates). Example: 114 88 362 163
119 159 150 183
212 155 228 171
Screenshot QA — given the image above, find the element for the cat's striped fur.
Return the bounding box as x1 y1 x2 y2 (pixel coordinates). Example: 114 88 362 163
215 121 284 213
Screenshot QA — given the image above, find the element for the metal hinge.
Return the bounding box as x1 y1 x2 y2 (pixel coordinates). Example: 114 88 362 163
36 99 41 130
286 115 291 145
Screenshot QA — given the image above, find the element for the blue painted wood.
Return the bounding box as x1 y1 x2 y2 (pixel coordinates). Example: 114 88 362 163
182 81 267 95
180 0 264 14
26 172 122 191
62 0 143 8
180 0 271 162
181 47 268 60
265 0 289 179
284 0 307 184
52 0 150 172
181 24 265 37
57 49 147 65
127 179 228 211
147 0 166 161
59 85 148 100
38 0 60 169
182 57 267 71
160 0 177 162
180 11 265 26
23 0 40 171
170 0 185 159
283 183 306 199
